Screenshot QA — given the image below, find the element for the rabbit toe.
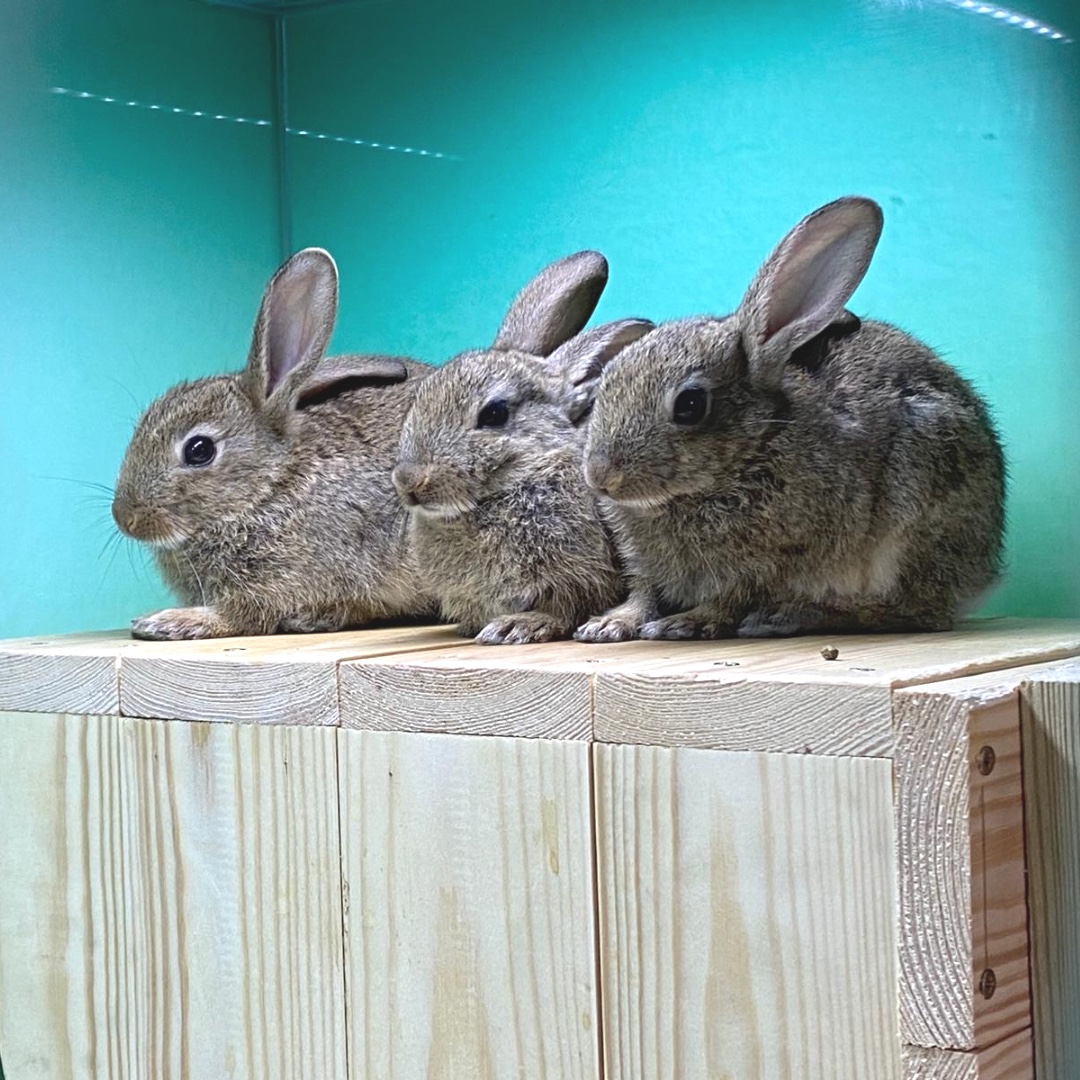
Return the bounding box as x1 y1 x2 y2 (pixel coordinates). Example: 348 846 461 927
574 616 639 643
737 609 805 638
279 612 347 633
131 606 223 641
476 613 565 645
641 612 734 640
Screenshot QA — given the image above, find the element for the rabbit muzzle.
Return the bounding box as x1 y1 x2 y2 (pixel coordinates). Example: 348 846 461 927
392 462 474 520
111 496 188 548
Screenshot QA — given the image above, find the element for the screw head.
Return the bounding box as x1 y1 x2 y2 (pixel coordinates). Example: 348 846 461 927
977 746 996 776
979 968 997 999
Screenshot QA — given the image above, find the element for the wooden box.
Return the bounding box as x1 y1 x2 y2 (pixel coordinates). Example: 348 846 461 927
0 619 1077 1079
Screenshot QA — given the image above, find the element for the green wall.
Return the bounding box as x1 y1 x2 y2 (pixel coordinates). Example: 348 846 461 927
286 0 1080 619
3 0 1078 637
1 0 278 638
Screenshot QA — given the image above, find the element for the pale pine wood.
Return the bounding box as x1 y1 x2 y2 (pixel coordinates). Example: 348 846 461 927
894 677 1030 1051
593 618 1080 754
902 1028 1033 1079
338 729 599 1080
338 618 1080 750
340 658 594 738
595 743 898 1080
0 710 346 1078
1020 663 1080 1080
119 624 455 725
0 630 129 714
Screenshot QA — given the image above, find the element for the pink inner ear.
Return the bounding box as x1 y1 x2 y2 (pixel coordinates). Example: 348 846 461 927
266 278 319 394
764 246 838 339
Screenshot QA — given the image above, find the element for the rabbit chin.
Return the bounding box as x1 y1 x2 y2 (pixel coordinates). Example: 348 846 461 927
601 493 672 516
144 531 191 552
408 500 474 523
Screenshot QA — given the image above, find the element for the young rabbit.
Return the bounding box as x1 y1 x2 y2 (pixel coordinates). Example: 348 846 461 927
576 196 1005 642
112 248 434 640
391 251 653 644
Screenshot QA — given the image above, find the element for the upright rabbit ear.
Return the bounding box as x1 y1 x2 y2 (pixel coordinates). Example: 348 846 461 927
246 247 339 423
547 318 654 423
737 197 883 386
493 251 609 357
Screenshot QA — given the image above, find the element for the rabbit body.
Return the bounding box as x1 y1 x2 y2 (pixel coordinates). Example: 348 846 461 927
579 198 1005 641
402 356 623 642
113 249 434 640
393 252 652 644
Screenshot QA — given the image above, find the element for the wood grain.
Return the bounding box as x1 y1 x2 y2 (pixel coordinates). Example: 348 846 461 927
1020 664 1080 1080
0 710 346 1078
0 631 129 714
902 1028 1033 1079
894 685 1029 1051
593 617 1080 753
595 743 898 1080
339 658 593 739
119 624 455 725
338 729 598 1079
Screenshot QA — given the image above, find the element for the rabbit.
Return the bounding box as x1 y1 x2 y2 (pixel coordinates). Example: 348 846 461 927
391 250 654 644
575 196 1006 642
111 247 436 640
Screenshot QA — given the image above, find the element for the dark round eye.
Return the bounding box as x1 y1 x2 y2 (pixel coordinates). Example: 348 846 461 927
476 399 510 429
182 434 217 467
672 387 709 426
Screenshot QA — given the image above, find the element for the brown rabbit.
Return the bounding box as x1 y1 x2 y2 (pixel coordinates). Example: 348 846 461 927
576 196 1006 642
391 251 653 643
112 248 434 639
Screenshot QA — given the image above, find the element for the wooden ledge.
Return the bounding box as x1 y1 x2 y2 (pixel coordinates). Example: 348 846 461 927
1 618 1078 741
340 617 1080 750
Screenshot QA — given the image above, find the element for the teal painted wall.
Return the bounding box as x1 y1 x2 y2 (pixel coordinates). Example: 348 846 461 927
1 0 278 638
3 0 1077 636
286 0 1080 618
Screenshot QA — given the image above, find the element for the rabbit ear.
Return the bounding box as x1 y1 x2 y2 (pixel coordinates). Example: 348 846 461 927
493 251 609 357
246 248 339 419
293 355 409 409
547 318 654 423
737 197 883 385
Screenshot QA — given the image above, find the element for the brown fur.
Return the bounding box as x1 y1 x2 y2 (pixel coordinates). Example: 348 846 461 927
392 252 652 644
112 248 435 639
576 197 1006 641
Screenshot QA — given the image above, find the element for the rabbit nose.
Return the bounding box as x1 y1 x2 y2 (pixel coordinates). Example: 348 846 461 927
392 463 430 505
112 497 139 535
584 457 623 497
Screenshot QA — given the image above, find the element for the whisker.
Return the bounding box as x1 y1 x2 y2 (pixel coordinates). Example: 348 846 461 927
40 474 117 495
182 550 208 607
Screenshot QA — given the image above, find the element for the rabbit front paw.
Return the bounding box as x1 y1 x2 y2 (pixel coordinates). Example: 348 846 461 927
639 609 736 640
476 612 570 645
574 613 640 643
737 608 807 638
131 606 233 641
279 611 349 634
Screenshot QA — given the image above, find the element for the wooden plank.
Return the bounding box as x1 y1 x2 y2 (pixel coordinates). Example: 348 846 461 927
594 618 1080 754
902 1028 1033 1079
595 743 898 1080
0 631 129 714
338 618 1080 750
1020 662 1080 1080
119 624 455 725
0 710 346 1077
894 680 1029 1051
338 729 598 1079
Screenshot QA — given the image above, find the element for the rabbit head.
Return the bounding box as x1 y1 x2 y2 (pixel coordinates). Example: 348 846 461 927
392 250 652 518
584 197 883 508
112 248 407 549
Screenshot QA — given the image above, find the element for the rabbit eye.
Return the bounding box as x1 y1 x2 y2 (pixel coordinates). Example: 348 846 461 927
182 434 217 467
672 388 709 426
477 400 510 429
